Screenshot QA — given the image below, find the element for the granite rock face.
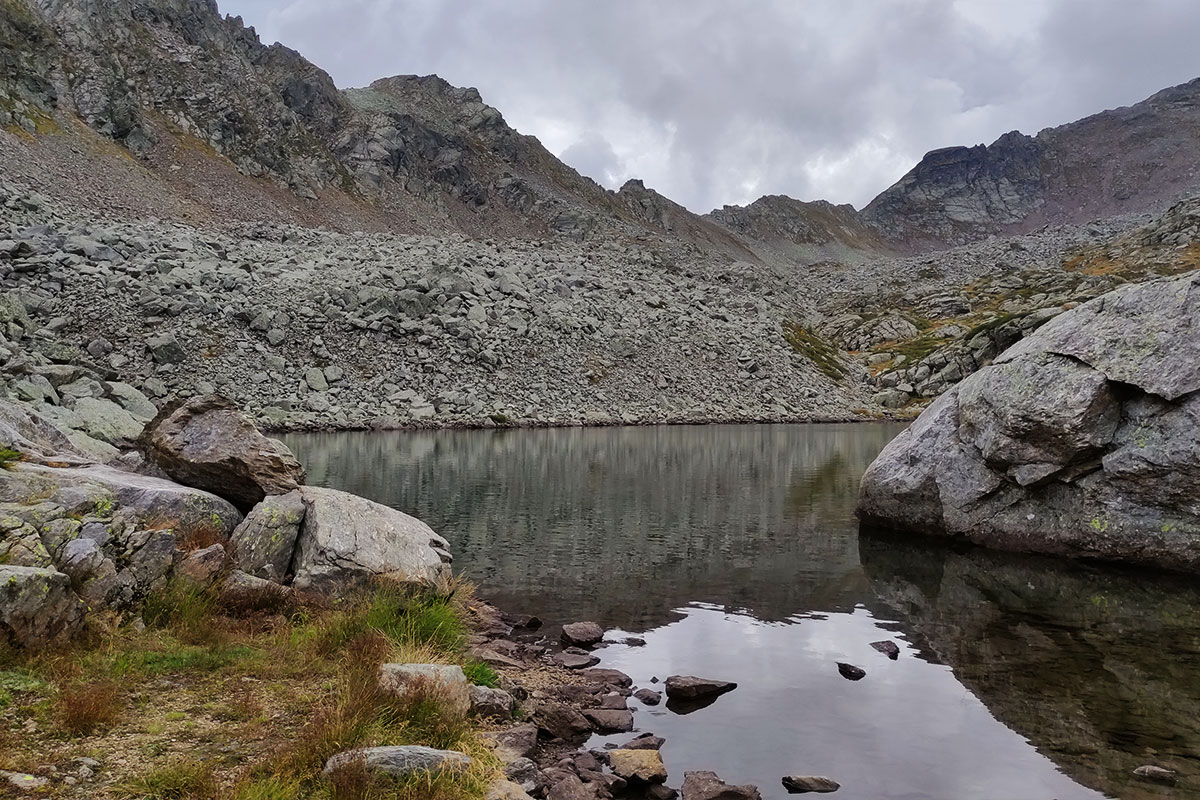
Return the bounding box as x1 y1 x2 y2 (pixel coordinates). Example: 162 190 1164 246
290 486 453 592
858 272 1200 572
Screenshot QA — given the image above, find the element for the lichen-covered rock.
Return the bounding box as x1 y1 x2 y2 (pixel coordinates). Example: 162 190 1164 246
290 487 452 592
859 273 1200 572
322 745 471 778
230 490 305 582
142 395 306 511
0 565 85 647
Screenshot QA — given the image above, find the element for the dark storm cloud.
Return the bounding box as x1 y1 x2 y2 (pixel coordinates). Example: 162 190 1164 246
221 0 1200 212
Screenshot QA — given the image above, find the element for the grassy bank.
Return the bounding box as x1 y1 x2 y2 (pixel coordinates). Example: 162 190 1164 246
0 578 503 799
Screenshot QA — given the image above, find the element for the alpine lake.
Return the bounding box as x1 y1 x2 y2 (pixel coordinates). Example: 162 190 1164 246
283 424 1200 800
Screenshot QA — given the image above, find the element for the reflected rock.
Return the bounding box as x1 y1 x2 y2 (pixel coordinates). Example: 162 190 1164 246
860 528 1200 799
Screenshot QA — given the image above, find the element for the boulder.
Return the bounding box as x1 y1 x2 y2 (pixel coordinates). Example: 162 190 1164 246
532 701 592 741
322 745 470 778
0 398 89 466
634 688 662 705
488 722 539 762
610 749 668 783
470 684 516 719
290 487 452 592
0 566 85 647
229 490 306 582
560 620 604 647
858 273 1200 573
379 663 470 717
681 771 761 800
583 708 634 733
141 395 306 511
552 650 599 669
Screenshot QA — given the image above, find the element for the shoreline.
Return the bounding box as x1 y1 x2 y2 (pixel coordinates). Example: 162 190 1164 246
263 410 913 435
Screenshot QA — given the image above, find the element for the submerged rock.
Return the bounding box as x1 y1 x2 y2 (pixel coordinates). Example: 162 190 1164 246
858 273 1200 573
1133 765 1177 785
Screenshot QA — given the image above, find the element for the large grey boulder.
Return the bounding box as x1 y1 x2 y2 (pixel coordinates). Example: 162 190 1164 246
142 395 306 511
290 487 452 592
0 566 85 647
858 273 1200 572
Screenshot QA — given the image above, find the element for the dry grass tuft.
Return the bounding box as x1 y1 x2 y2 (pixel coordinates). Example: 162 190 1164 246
58 680 123 735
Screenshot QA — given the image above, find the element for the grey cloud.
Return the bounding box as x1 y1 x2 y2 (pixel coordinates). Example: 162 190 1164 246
223 0 1200 212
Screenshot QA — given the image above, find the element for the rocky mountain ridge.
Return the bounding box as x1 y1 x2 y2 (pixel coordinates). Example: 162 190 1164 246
3 0 1198 262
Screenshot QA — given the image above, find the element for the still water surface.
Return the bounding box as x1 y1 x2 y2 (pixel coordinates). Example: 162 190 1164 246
284 424 1200 800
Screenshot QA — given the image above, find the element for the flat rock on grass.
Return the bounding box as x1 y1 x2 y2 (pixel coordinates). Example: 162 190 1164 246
323 745 471 777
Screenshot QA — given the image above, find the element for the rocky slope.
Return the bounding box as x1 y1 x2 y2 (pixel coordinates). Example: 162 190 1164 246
0 178 870 434
862 78 1200 247
858 269 1200 573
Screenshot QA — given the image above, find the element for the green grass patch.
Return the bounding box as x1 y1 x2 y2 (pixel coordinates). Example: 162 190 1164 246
783 322 847 382
462 660 499 688
0 448 22 469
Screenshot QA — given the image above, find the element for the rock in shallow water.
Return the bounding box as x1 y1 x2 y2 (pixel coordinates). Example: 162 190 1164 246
681 770 761 800
837 663 866 681
663 675 737 700
782 775 840 793
560 620 604 647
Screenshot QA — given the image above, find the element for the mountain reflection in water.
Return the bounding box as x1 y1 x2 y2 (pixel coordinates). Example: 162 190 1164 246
285 424 1197 800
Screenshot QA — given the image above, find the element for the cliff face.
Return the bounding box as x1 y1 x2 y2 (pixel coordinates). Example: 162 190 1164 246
863 79 1200 246
706 194 893 264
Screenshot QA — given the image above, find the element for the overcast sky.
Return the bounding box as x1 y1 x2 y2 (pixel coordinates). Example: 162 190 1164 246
220 0 1199 213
